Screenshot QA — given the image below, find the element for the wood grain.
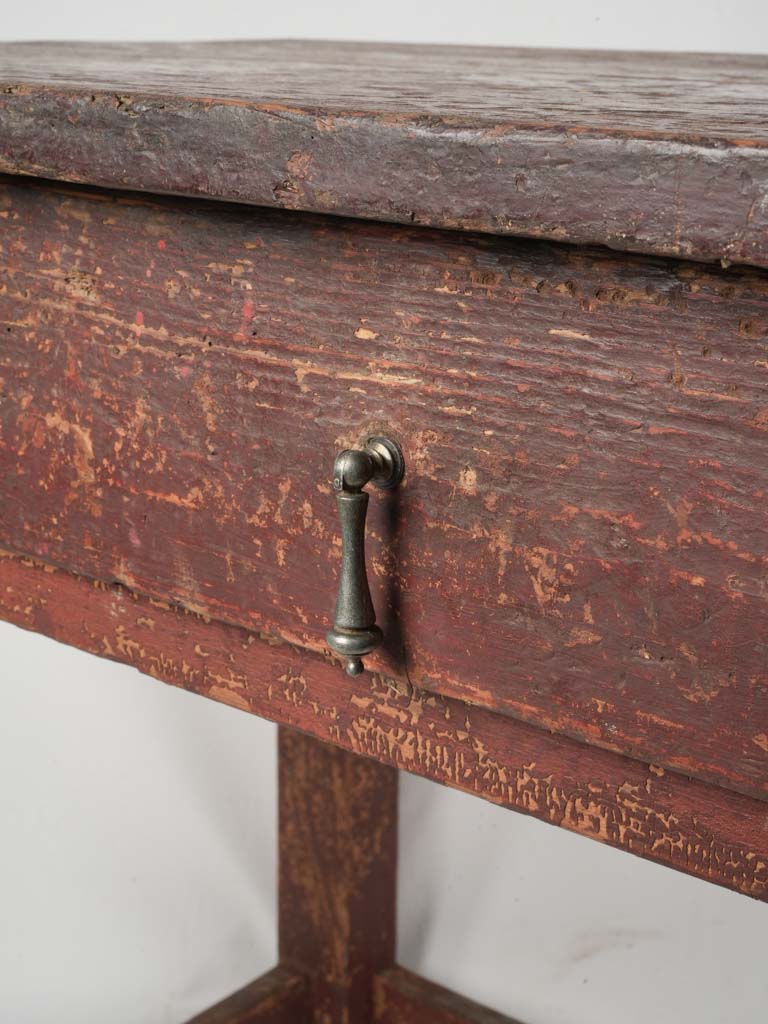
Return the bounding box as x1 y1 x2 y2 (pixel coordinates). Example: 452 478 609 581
2 551 766 901
279 727 397 1022
1 177 767 802
374 967 520 1024
185 966 309 1024
1 42 768 267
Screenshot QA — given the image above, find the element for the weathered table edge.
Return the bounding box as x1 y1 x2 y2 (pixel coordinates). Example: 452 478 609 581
2 549 766 901
1 83 768 270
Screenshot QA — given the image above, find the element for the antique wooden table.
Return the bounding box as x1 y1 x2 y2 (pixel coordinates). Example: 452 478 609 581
1 41 767 1023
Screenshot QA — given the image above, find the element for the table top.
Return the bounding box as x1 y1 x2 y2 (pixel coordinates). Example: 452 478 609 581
2 41 768 266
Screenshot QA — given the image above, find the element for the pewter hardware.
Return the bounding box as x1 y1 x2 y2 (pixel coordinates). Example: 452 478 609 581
326 436 404 675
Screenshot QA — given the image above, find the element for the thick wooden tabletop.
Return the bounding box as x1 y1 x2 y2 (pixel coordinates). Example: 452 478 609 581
1 41 768 267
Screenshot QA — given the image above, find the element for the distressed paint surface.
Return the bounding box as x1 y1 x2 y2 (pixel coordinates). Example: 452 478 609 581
2 551 766 901
1 178 767 800
1 43 768 268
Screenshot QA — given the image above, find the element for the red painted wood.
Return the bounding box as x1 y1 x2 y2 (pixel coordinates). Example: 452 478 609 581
5 46 766 1021
2 551 766 900
1 178 767 802
278 726 398 1022
374 968 519 1024
185 966 309 1024
1 43 768 267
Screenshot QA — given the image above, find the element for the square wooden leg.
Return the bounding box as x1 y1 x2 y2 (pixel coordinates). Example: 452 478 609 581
278 725 398 1021
187 727 522 1024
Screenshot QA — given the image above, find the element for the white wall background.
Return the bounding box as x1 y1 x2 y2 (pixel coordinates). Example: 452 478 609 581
1 3 767 1022
2 0 768 51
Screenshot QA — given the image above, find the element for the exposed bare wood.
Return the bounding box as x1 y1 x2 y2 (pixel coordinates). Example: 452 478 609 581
1 178 767 802
2 551 766 901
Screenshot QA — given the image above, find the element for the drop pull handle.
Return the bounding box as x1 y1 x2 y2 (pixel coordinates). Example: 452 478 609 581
326 436 405 676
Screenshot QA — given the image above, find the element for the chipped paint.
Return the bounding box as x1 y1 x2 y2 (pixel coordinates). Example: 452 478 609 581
1 551 766 902
1 177 767 812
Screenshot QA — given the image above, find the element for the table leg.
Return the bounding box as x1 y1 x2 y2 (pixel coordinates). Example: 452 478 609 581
187 726 522 1024
278 724 398 1021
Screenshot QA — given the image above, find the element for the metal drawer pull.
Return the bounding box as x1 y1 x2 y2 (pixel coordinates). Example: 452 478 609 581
326 436 405 676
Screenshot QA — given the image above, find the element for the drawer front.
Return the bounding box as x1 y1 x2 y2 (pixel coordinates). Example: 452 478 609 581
1 177 767 801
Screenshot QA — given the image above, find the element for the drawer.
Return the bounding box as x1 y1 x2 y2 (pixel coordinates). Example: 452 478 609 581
1 175 767 802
